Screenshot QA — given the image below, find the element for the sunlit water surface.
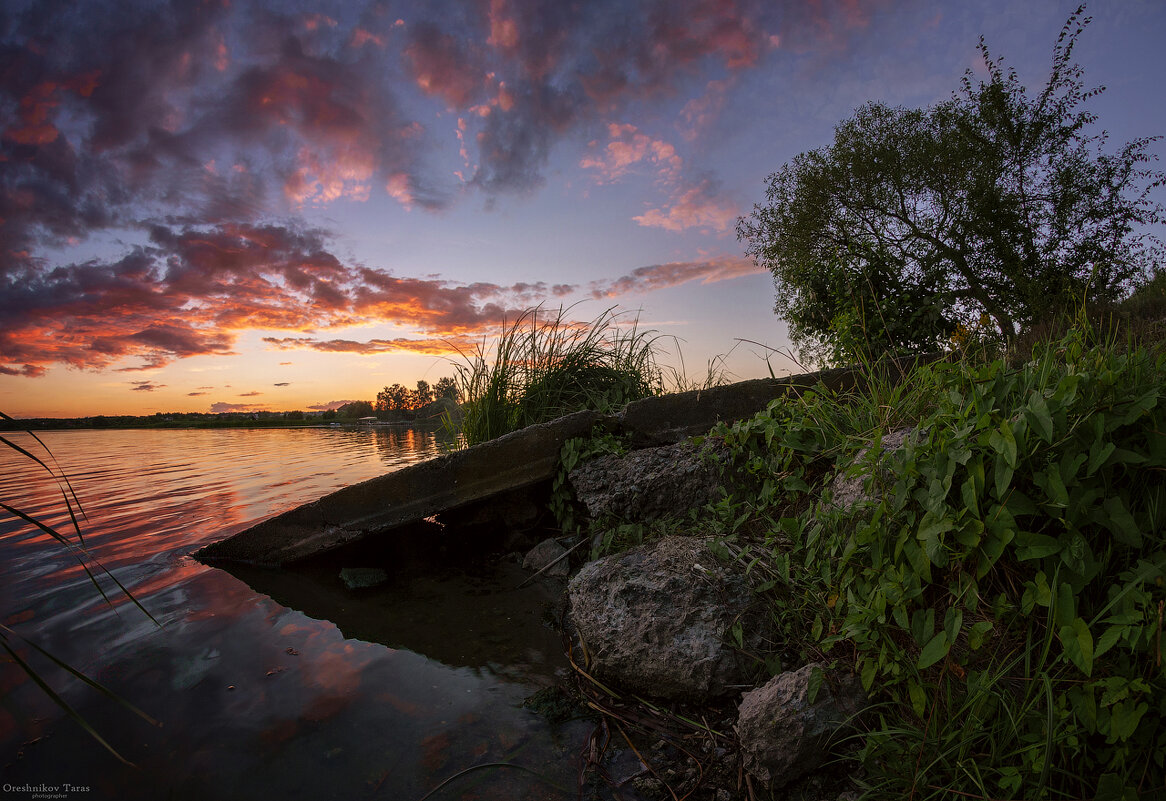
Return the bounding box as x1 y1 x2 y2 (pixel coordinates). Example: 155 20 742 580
0 427 589 800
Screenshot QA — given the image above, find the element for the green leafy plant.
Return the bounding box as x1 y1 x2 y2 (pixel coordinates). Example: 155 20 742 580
705 323 1164 798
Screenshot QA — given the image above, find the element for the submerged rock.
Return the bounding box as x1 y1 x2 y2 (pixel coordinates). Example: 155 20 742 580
568 536 767 700
339 567 388 589
568 440 727 523
522 538 570 577
735 664 866 789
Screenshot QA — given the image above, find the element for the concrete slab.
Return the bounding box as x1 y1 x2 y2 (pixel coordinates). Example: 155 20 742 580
195 409 603 566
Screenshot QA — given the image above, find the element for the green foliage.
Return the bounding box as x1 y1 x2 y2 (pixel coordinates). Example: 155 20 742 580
738 7 1164 365
433 375 460 402
448 305 663 447
336 399 374 419
710 327 1166 798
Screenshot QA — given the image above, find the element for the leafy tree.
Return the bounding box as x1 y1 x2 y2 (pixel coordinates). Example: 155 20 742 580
376 383 415 413
738 6 1164 364
434 376 460 402
414 379 433 406
337 400 374 419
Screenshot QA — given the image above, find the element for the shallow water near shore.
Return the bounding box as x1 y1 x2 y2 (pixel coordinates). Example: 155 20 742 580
0 427 603 800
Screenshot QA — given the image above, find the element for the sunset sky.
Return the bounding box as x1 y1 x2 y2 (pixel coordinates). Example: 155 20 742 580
2 1 1164 418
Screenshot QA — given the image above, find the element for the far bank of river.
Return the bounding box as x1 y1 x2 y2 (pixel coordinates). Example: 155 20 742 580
0 427 591 800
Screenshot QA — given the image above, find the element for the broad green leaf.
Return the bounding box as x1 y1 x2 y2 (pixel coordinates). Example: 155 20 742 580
1102 497 1143 548
908 679 926 718
968 620 994 650
1087 440 1116 477
1014 531 1061 560
1043 465 1069 507
860 658 877 693
917 632 949 670
1108 701 1148 741
943 607 963 643
989 422 1018 469
993 457 1014 500
1118 389 1158 425
807 665 824 704
1060 617 1094 676
1026 392 1054 443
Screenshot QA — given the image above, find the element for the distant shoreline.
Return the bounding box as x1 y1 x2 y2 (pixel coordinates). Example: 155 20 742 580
0 417 448 433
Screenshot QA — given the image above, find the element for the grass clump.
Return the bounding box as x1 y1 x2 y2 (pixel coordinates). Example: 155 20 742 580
448 305 664 447
703 321 1165 799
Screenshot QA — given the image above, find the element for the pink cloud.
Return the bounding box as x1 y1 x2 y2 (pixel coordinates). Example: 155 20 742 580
210 402 267 413
580 123 683 184
633 178 739 233
590 255 762 298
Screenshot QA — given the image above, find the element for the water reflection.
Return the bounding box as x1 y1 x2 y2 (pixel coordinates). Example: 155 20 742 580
0 427 596 800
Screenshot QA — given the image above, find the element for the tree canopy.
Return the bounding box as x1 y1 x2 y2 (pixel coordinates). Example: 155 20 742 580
738 7 1163 364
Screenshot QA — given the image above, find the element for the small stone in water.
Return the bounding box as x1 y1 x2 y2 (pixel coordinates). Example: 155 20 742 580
339 567 389 589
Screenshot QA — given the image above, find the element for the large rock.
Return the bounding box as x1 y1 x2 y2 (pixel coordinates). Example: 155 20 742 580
735 664 866 789
567 440 727 523
522 538 570 577
568 536 766 700
827 427 914 511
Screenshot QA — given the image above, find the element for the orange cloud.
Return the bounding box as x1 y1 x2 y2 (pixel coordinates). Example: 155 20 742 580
262 334 477 356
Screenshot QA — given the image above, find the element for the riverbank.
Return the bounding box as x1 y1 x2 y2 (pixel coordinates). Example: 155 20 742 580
185 324 1165 799
538 325 1165 800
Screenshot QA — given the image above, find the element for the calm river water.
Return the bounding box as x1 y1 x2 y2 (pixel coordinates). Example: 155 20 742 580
0 427 592 800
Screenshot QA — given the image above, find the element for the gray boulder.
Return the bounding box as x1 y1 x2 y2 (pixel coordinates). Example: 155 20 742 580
568 536 766 700
568 441 726 523
827 428 913 511
735 664 866 789
339 567 389 589
522 538 570 577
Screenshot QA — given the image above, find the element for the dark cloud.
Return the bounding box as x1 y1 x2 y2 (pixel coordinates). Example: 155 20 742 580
130 380 166 391
238 391 262 397
273 382 290 386
404 21 486 109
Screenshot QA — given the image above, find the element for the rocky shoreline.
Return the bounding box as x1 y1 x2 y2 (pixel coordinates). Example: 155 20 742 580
511 429 882 801
196 364 920 800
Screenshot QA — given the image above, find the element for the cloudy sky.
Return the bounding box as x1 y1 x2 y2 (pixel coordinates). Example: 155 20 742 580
2 0 1163 417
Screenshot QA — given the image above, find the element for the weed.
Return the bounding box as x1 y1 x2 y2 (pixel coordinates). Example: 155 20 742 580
701 320 1165 799
445 305 664 447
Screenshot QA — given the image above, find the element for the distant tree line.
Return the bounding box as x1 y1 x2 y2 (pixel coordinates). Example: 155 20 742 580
374 377 459 418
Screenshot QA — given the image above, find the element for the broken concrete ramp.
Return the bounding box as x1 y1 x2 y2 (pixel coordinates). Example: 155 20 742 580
195 410 603 567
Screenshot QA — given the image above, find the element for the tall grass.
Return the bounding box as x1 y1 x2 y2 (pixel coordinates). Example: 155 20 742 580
1 414 160 763
447 305 666 446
